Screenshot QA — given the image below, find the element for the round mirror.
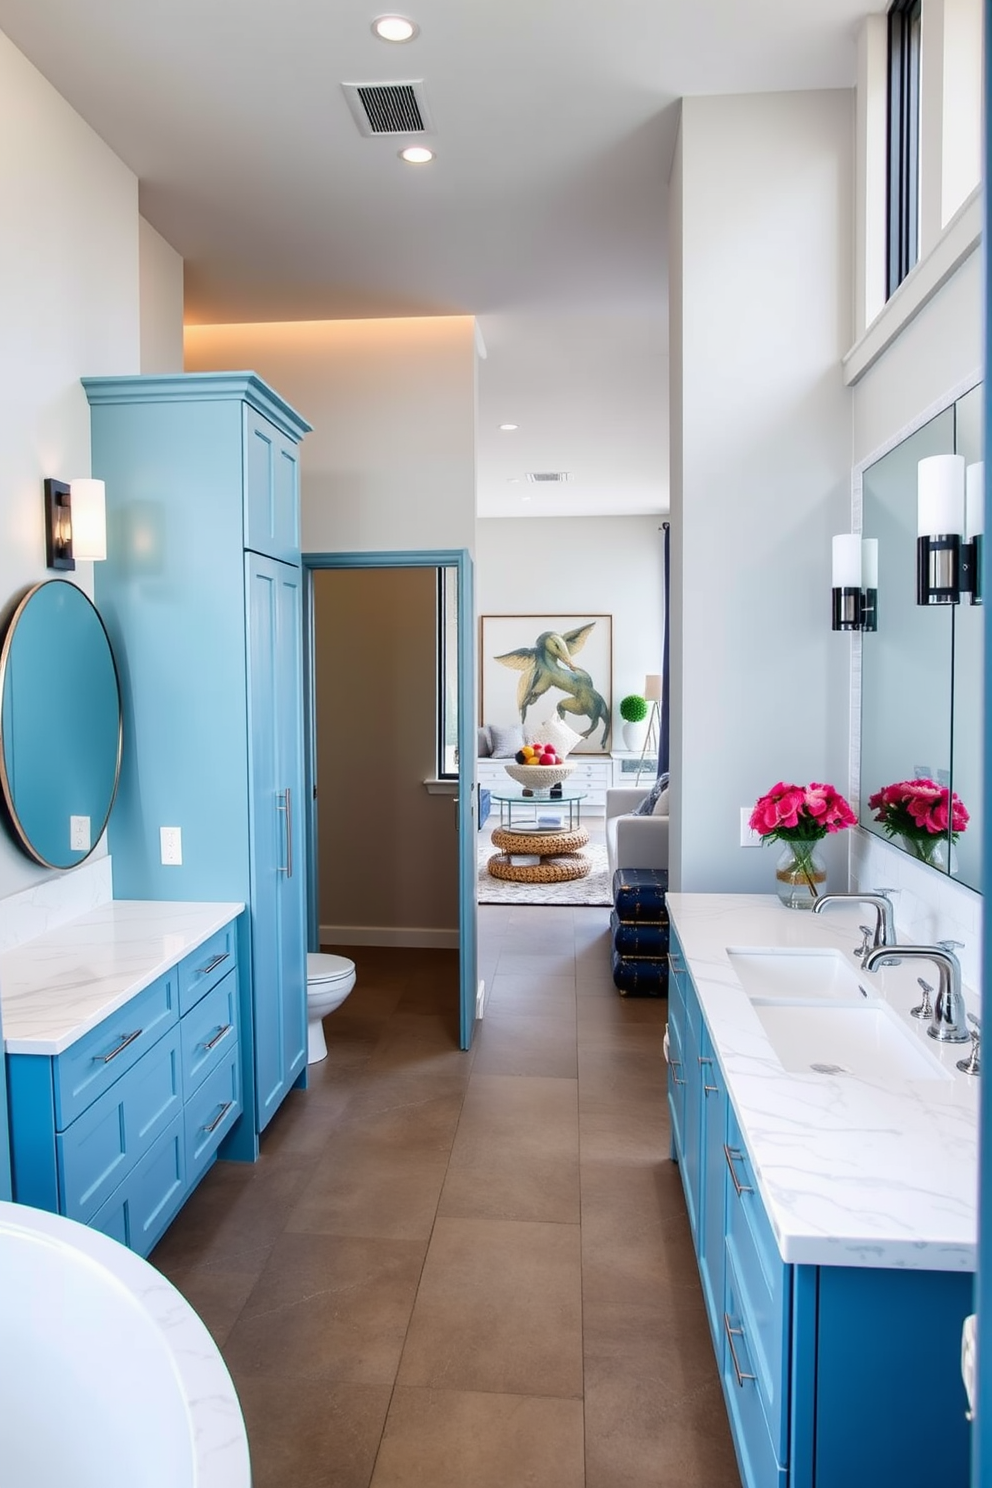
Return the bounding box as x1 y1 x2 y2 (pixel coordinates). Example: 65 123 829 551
0 580 122 869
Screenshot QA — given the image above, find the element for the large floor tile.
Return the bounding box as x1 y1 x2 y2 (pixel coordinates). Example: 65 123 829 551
472 1014 578 1078
223 1232 426 1385
397 1215 583 1398
584 1363 741 1488
286 1142 449 1240
150 1154 316 1271
370 1388 585 1488
235 1376 392 1488
484 972 577 1012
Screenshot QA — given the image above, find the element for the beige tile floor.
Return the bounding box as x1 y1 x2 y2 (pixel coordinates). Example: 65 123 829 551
151 905 741 1487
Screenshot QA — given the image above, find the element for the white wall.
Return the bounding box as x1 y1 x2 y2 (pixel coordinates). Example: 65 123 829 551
138 217 184 374
0 29 140 900
670 90 854 893
475 515 665 746
184 317 477 554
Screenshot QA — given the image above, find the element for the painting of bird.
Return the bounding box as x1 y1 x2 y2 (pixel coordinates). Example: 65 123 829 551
492 620 612 749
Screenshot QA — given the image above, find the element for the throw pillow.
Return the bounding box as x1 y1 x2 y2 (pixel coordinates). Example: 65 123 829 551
653 786 670 817
477 725 493 758
632 773 670 817
524 715 583 758
489 722 525 758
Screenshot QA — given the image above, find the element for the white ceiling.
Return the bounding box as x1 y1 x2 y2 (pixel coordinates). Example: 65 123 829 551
0 0 874 518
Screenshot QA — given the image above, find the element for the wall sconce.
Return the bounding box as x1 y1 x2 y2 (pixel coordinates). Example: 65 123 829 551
962 462 984 606
917 454 964 605
43 477 106 570
831 535 878 632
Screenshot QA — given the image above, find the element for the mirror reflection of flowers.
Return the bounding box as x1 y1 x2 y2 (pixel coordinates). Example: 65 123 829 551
868 778 968 866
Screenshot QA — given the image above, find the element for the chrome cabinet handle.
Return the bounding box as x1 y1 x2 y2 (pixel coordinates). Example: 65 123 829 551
96 1028 142 1063
724 1144 754 1196
723 1314 756 1386
203 1100 234 1135
202 1023 233 1052
698 1055 719 1094
196 951 229 977
670 1059 685 1087
277 787 294 877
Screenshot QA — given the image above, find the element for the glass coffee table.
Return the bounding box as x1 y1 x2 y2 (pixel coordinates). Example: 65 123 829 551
486 789 590 883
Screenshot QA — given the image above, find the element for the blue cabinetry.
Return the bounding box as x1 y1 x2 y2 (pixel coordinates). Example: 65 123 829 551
85 373 312 1152
7 920 241 1256
667 924 973 1488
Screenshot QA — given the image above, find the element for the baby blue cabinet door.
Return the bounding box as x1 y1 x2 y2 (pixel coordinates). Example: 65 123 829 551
246 553 307 1131
244 408 301 564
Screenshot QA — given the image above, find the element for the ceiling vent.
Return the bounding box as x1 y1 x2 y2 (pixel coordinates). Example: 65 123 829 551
525 472 570 484
341 80 435 137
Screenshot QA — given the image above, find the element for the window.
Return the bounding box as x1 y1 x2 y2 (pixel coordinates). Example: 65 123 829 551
886 0 922 297
437 566 458 777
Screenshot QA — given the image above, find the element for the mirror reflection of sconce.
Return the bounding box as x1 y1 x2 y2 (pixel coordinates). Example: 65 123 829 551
831 535 878 632
43 477 107 572
916 455 982 606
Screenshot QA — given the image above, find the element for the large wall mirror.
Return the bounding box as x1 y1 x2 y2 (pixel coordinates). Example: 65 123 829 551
0 580 122 869
860 382 984 893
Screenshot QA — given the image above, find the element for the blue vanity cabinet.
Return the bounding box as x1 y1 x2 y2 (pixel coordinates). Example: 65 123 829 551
6 919 242 1256
86 373 313 1155
668 929 974 1488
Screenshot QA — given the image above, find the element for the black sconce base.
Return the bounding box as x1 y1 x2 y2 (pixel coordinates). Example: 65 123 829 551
916 533 959 605
43 478 75 571
831 587 861 631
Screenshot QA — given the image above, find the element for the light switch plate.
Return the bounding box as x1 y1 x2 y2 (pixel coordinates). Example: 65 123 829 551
740 807 762 848
70 815 91 852
160 826 183 866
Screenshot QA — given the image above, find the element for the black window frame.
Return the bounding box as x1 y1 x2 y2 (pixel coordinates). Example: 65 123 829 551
887 0 922 298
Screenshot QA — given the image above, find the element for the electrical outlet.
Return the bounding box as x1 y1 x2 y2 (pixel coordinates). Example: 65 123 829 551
740 807 762 848
160 826 183 866
70 815 91 852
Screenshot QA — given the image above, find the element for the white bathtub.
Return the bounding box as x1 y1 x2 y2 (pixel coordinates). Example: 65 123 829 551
0 1201 250 1488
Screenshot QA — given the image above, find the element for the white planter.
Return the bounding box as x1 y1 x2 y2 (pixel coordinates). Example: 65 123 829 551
622 720 648 751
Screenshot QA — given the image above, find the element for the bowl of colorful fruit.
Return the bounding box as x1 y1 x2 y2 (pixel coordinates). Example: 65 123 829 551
502 743 576 795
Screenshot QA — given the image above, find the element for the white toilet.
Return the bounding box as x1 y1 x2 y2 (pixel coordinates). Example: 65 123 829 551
306 952 357 1063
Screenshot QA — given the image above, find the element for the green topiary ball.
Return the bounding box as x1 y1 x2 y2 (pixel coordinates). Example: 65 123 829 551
619 694 648 723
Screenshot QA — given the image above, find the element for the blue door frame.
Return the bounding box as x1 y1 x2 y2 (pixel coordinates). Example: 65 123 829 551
302 550 478 1050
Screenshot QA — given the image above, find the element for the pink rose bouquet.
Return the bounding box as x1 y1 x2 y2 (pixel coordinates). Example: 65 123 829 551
749 781 857 844
867 778 968 865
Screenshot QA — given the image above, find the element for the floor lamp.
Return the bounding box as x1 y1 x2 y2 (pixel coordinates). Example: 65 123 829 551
635 673 662 784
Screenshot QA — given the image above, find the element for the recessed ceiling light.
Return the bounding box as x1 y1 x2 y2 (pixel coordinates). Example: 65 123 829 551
499 423 518 431
400 145 434 164
372 15 419 42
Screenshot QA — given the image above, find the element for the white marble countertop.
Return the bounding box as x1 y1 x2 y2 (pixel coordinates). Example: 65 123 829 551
0 900 244 1055
666 892 980 1272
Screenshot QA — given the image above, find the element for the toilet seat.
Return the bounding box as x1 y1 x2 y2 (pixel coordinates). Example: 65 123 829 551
307 952 354 985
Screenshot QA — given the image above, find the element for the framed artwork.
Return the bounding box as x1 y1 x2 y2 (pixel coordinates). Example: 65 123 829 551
479 614 613 754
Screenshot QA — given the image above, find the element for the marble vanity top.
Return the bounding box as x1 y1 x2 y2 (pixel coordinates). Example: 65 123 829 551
666 892 980 1272
0 900 244 1055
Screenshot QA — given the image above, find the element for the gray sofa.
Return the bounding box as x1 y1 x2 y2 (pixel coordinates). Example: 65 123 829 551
605 787 670 878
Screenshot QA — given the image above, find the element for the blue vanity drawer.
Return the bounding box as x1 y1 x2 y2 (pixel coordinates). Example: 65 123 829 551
724 1110 790 1456
668 929 689 1007
53 969 179 1130
180 967 239 1097
89 1112 186 1259
178 922 238 1016
185 1046 241 1187
58 1024 182 1226
721 1240 788 1488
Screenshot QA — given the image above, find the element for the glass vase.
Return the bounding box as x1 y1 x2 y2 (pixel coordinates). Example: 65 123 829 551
899 833 951 872
774 840 827 910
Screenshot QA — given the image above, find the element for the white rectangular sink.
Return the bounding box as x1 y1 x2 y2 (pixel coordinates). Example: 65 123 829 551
752 1002 950 1081
727 947 868 1003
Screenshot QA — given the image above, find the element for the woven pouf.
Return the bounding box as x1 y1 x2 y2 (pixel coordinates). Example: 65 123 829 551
490 826 589 856
487 852 591 883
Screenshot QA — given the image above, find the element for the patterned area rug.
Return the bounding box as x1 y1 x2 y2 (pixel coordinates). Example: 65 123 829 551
477 831 613 907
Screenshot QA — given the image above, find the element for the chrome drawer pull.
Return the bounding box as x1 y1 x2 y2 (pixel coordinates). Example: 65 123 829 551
202 1100 234 1135
202 1023 233 1052
724 1144 754 1196
277 787 294 877
96 1028 142 1063
703 1082 720 1095
196 952 229 977
723 1314 756 1387
670 1059 685 1087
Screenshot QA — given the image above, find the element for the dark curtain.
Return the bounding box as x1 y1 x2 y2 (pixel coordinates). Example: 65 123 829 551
658 521 670 777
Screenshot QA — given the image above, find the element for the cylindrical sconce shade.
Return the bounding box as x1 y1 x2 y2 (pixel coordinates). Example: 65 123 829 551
918 455 965 536
831 535 861 587
966 463 984 539
860 539 878 588
69 479 107 561
643 674 662 702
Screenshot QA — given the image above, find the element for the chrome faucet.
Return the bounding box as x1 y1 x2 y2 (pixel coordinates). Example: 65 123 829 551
812 889 899 966
864 940 970 1044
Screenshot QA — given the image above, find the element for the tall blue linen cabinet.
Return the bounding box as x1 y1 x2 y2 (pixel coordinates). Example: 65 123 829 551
86 372 313 1159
